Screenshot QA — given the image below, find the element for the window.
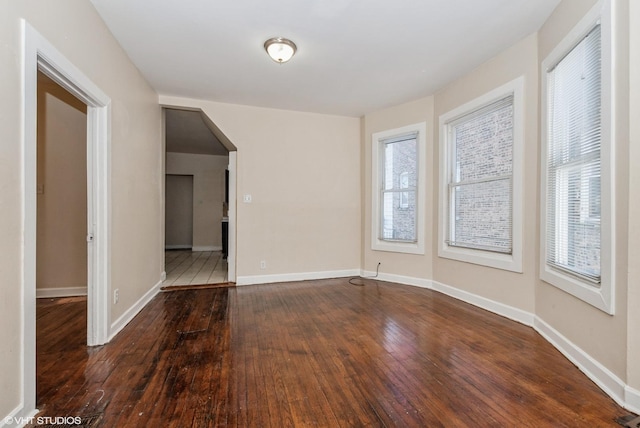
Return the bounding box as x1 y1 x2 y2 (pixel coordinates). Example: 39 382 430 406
372 123 426 254
540 0 613 314
438 78 524 272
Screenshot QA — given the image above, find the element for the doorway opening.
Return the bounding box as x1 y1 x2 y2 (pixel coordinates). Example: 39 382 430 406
22 21 111 416
162 108 236 287
35 71 89 405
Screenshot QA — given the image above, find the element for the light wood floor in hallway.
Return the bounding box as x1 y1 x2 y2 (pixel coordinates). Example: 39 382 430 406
33 278 633 427
163 250 228 286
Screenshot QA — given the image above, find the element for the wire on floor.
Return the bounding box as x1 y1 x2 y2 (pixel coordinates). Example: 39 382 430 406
348 262 381 286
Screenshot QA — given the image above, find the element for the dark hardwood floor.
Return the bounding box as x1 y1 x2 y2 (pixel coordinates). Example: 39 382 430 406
35 279 630 427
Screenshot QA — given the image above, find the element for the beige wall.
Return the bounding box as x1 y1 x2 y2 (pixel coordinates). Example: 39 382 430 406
166 153 228 250
1 0 161 418
627 0 640 391
432 34 539 312
161 96 362 279
362 97 435 280
535 0 629 380
359 0 637 401
36 75 88 292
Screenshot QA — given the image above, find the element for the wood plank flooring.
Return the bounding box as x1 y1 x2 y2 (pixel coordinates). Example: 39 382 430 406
163 250 228 286
35 278 632 427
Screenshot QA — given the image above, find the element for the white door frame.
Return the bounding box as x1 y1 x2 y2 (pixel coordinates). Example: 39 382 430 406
227 151 237 283
21 20 111 415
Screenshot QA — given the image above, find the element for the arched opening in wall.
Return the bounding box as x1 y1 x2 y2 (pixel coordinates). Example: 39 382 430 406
161 108 238 287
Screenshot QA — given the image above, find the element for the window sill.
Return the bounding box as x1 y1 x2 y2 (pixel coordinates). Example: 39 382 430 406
540 264 613 314
372 239 424 255
438 244 522 273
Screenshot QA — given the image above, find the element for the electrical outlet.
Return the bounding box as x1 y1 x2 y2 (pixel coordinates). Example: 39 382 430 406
113 289 119 304
243 194 252 203
260 260 266 269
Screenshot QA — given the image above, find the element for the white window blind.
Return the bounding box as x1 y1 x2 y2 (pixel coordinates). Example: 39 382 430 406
546 24 602 284
447 96 514 254
381 134 417 242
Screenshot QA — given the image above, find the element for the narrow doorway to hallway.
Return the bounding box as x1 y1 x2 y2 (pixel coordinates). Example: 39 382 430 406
163 108 230 287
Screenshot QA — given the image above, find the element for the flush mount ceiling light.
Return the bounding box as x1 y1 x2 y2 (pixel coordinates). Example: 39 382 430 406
264 37 297 64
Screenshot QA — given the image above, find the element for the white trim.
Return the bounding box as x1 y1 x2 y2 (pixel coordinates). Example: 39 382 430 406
192 245 222 252
36 287 87 298
165 244 192 250
227 152 237 283
539 0 614 314
533 316 627 410
236 269 361 286
21 20 111 421
438 76 525 273
431 280 534 326
109 278 162 341
0 406 38 428
371 122 427 255
624 386 640 415
360 270 432 289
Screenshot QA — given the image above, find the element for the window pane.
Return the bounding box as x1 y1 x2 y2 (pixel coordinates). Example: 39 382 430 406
453 101 513 183
546 24 601 283
452 179 512 252
448 97 514 253
381 135 417 242
382 191 416 241
384 138 417 190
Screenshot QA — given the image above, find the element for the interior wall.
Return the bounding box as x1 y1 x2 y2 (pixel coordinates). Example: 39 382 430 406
165 174 194 248
535 0 628 381
160 96 362 280
626 0 640 392
1 0 162 419
362 97 435 280
431 34 539 313
36 74 88 293
165 153 228 250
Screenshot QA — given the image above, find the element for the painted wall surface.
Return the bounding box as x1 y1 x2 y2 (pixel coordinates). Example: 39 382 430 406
0 0 161 419
160 96 362 279
166 153 228 250
535 0 629 380
628 0 640 393
36 75 88 292
165 174 194 247
430 34 539 312
362 97 435 280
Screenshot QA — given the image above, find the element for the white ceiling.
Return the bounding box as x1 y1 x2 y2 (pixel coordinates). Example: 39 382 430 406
90 0 559 117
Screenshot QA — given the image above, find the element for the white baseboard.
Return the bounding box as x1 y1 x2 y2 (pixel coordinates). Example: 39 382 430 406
192 246 222 252
160 271 167 281
0 404 38 428
109 278 162 341
625 385 640 415
236 269 361 286
431 280 535 326
361 270 432 289
36 286 87 298
534 316 627 410
360 271 533 326
165 245 192 250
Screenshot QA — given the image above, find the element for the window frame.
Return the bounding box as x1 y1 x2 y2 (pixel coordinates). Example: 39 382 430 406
371 122 426 254
438 77 524 272
540 0 614 314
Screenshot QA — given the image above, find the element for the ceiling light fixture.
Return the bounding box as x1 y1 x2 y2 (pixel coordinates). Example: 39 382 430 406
264 37 297 64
